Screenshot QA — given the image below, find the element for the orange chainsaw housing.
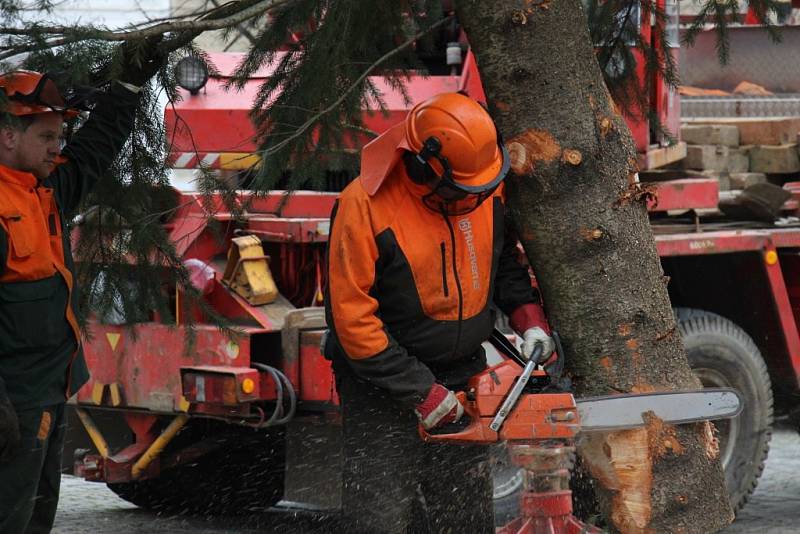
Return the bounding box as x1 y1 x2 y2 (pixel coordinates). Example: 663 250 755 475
420 359 580 444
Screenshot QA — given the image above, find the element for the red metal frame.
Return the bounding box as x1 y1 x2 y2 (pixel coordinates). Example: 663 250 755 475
648 178 719 212
498 492 601 534
77 189 340 444
763 244 800 386
165 53 460 156
655 228 800 387
655 230 772 257
298 330 338 404
79 324 256 411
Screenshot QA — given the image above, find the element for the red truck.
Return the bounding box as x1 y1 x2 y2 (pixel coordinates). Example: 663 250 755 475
68 5 785 524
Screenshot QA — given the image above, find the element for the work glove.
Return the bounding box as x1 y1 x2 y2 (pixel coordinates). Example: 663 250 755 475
415 383 464 431
118 35 165 87
0 394 20 463
521 326 555 363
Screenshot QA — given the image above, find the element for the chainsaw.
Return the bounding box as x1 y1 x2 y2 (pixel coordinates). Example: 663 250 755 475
419 329 742 534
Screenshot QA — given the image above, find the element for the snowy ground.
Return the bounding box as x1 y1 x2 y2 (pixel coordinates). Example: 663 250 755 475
54 480 341 534
724 425 800 533
54 426 800 533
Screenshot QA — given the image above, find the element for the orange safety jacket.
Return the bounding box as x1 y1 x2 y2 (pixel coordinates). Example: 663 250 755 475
0 165 88 408
0 82 139 409
324 163 546 406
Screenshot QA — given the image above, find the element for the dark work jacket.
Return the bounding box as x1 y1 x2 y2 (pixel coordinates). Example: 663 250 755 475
324 165 540 407
0 82 139 409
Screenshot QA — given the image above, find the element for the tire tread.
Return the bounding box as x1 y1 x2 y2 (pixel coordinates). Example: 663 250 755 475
676 308 773 514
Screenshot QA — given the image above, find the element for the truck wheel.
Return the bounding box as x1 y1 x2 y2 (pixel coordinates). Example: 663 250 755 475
108 423 285 515
676 308 773 513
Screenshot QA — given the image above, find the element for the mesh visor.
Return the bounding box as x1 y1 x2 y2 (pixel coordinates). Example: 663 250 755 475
421 143 510 216
4 72 69 112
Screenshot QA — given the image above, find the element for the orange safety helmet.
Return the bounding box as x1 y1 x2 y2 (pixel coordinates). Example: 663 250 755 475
360 92 508 214
0 70 79 118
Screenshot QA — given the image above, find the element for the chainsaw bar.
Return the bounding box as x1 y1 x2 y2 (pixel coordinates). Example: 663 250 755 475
576 388 742 432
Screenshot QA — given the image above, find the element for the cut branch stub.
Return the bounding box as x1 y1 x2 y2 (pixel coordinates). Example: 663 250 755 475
579 227 604 242
562 148 582 166
507 129 561 175
511 10 528 25
599 116 613 138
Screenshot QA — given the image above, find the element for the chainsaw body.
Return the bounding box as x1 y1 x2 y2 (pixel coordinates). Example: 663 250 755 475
420 359 580 444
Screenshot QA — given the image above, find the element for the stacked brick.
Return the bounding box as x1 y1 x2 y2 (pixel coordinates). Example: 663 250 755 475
680 118 800 190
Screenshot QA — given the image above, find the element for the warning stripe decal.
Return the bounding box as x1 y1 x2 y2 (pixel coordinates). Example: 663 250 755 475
170 152 261 170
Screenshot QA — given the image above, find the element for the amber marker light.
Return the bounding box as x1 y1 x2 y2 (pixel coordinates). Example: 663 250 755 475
765 250 779 266
241 377 256 394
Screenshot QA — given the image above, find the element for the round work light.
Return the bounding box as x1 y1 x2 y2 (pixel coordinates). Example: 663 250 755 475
174 56 209 95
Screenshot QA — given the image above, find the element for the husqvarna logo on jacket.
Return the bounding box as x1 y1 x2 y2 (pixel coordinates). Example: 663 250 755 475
458 217 480 290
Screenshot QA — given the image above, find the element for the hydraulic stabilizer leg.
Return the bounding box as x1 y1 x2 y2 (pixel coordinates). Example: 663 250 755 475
497 440 601 534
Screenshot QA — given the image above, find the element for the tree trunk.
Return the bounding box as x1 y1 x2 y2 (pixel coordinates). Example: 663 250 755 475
455 2 733 532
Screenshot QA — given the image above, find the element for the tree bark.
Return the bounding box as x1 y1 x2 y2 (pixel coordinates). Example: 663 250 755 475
455 2 733 532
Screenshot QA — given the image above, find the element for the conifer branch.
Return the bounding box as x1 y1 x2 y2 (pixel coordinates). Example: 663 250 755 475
0 0 291 60
258 14 454 159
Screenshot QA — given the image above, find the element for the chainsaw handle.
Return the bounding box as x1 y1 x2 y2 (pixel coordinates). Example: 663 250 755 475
489 328 549 366
490 328 567 384
547 331 565 381
418 391 492 443
489 328 527 366
529 344 544 365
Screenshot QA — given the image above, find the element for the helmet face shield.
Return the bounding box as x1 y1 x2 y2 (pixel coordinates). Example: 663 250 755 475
414 138 510 216
30 76 66 110
0 71 77 117
422 191 491 216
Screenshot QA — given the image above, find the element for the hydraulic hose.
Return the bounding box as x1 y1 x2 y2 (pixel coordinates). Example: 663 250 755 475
251 362 297 426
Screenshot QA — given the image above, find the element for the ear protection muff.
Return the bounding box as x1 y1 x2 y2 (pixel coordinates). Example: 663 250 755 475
402 150 430 185
402 136 447 185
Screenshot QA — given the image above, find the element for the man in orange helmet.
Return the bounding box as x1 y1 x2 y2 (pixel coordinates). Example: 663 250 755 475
325 92 553 533
0 47 161 532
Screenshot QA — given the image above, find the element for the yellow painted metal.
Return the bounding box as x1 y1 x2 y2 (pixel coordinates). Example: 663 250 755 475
106 332 121 351
75 408 110 458
219 152 261 170
131 414 190 479
91 383 105 405
221 235 278 305
108 383 123 407
178 395 191 412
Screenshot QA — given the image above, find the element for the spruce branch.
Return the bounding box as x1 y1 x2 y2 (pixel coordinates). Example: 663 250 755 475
0 0 292 60
257 13 454 160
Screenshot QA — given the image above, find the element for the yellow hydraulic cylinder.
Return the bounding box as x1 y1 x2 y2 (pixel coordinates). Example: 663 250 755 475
131 414 190 479
75 408 110 458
